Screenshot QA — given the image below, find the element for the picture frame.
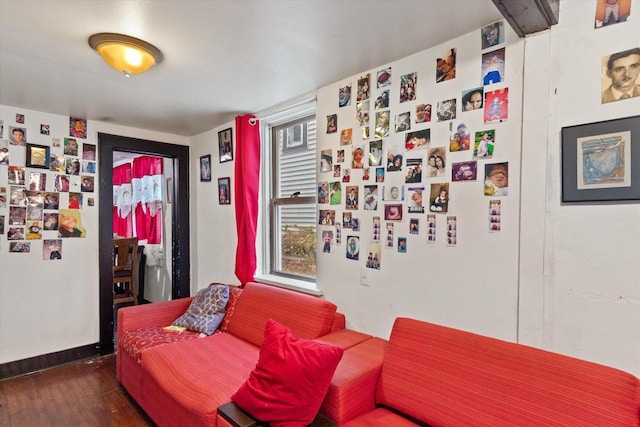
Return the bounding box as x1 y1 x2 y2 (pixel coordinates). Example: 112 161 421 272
200 154 212 182
26 143 50 169
218 128 233 163
218 177 231 205
561 115 640 203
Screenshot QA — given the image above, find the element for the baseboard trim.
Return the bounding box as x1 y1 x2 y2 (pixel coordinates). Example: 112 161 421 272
0 343 100 380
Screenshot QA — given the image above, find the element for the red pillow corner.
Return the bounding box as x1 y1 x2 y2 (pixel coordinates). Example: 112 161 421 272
231 319 343 425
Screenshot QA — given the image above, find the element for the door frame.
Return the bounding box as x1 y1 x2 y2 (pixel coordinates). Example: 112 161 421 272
97 133 191 354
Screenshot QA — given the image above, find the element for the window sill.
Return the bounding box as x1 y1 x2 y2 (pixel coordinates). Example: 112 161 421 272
253 274 323 297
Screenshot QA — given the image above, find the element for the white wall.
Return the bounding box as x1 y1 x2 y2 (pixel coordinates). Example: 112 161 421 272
317 24 524 342
0 105 187 364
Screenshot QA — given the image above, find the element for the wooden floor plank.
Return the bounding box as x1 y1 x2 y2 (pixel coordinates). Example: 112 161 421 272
0 355 153 427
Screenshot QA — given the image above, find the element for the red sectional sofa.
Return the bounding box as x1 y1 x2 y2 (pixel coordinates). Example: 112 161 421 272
341 317 640 426
116 282 379 426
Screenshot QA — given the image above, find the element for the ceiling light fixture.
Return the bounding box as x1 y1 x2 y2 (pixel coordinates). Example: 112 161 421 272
88 33 163 77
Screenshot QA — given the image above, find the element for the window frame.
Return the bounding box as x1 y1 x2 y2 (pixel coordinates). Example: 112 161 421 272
257 101 318 292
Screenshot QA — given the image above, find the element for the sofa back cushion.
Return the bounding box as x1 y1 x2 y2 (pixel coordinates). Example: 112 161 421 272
377 317 640 426
226 282 337 347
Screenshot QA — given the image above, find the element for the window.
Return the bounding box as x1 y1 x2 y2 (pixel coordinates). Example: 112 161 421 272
259 103 317 287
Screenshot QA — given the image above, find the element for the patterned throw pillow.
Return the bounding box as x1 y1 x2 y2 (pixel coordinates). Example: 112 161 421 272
172 284 229 335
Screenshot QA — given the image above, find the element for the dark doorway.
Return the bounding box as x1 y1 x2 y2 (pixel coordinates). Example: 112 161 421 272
98 133 190 354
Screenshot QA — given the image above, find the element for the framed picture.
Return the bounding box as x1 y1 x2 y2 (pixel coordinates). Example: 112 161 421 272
561 115 640 203
200 154 212 182
218 177 231 204
26 143 50 169
218 128 233 163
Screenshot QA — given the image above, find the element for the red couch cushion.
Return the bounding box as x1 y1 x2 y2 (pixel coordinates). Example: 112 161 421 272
226 282 337 347
232 320 343 427
377 317 640 426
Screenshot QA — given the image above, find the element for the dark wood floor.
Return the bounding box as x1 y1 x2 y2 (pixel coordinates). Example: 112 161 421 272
0 355 154 426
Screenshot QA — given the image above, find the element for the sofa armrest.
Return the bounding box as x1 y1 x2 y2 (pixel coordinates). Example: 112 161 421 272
217 402 336 427
117 297 193 334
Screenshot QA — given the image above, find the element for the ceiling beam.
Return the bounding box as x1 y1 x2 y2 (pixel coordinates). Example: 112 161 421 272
492 0 560 37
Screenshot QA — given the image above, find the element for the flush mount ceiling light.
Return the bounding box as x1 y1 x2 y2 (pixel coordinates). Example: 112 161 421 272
88 33 163 77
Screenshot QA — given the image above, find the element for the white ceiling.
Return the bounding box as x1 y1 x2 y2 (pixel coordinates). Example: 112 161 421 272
0 1 504 137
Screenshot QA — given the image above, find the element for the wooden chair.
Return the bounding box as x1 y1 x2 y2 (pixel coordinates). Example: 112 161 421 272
113 237 139 305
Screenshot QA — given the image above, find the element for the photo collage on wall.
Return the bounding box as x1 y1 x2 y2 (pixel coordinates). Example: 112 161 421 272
1 115 93 258
318 21 512 266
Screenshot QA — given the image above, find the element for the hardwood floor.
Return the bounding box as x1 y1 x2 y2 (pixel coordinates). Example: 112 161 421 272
0 355 154 426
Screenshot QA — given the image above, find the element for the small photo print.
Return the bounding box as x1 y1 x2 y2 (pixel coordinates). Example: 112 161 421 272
365 243 381 270
369 139 383 166
429 183 449 213
473 130 495 158
81 176 94 192
363 185 378 210
26 220 42 240
409 218 419 235
333 164 341 177
382 185 404 201
395 111 411 132
322 230 333 253
446 216 457 246
449 122 471 152
436 49 456 83
9 126 26 146
58 209 86 238
320 149 333 173
318 181 329 204
375 167 385 183
372 216 381 241
43 212 59 230
337 149 345 163
427 147 447 178
16 114 24 124
70 117 87 139
69 192 83 209
81 161 96 174
339 84 352 108
8 166 25 185
400 72 417 103
375 89 390 110
55 175 70 192
9 206 26 225
329 181 341 205
65 157 80 175
346 235 360 260
415 103 432 123
0 215 3 234
482 48 505 86
0 139 8 165
64 137 79 156
484 88 509 123
484 162 509 196
50 154 66 172
340 128 353 145
462 87 484 111
452 161 478 182
319 209 336 225
595 0 631 28
357 74 370 101
40 124 50 135
436 98 457 122
405 158 423 183
352 145 365 169
374 110 390 138
345 185 359 210
489 200 502 232
407 186 425 214
384 203 403 221
28 172 46 191
82 143 97 160
10 242 31 253
356 100 370 127
405 129 430 151
426 214 436 243
335 224 342 245
326 114 337 133
481 21 504 50
377 67 391 88
342 211 352 228
44 239 63 260
386 222 394 248
397 237 407 253
8 227 26 240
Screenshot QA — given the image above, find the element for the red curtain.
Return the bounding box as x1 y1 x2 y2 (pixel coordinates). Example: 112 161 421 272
113 163 133 237
234 115 261 285
132 156 164 244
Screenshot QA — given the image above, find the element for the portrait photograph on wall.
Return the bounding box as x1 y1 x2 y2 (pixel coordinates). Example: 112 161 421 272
218 177 231 204
601 47 640 103
200 154 211 182
218 128 233 162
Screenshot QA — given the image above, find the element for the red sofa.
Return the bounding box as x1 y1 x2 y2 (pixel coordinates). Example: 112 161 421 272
116 282 377 426
341 317 640 426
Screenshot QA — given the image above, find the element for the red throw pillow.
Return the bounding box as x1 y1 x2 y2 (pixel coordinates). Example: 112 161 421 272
232 319 344 426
